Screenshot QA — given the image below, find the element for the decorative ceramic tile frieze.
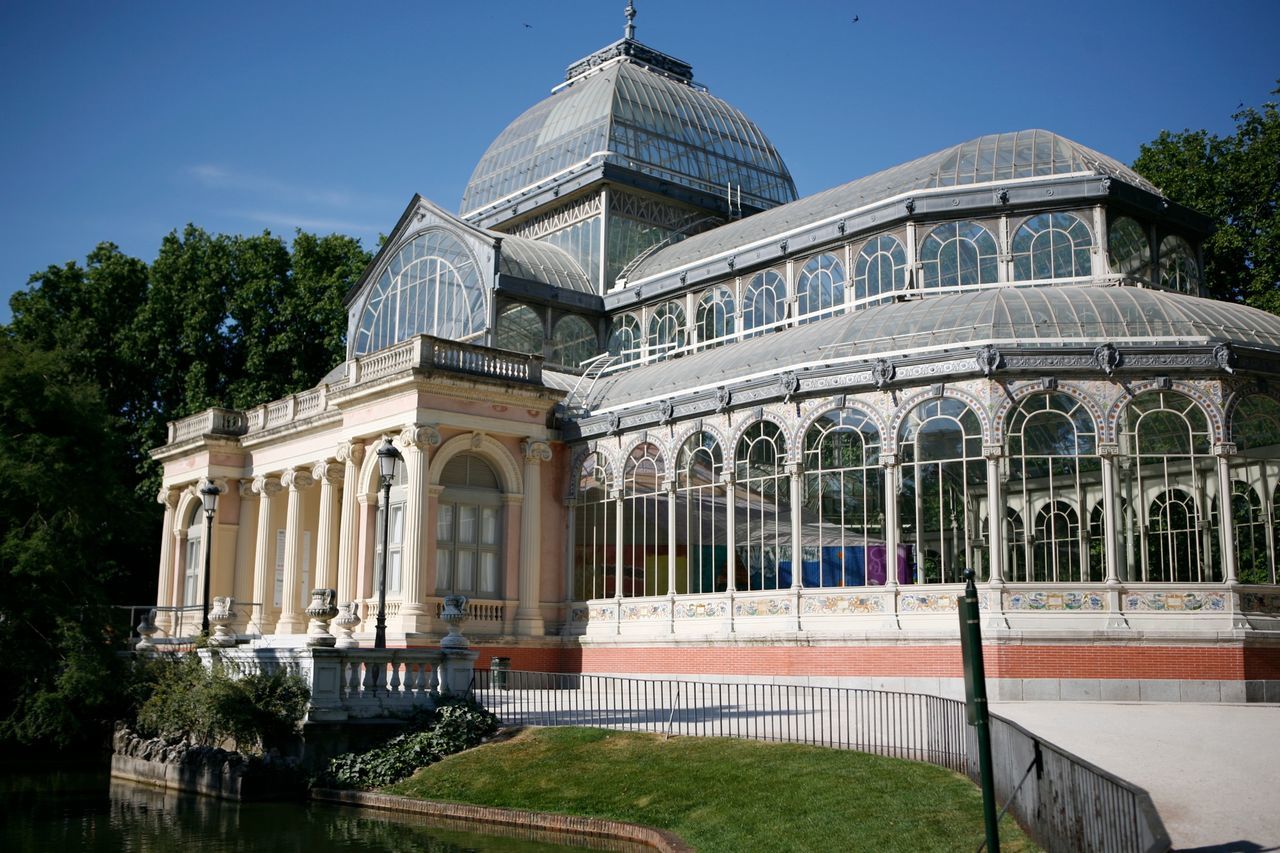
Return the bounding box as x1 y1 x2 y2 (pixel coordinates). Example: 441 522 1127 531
1005 591 1106 611
734 596 793 617
620 602 670 621
800 594 886 615
588 603 618 621
1240 592 1280 613
1123 591 1226 612
569 606 590 623
674 600 729 619
899 593 959 613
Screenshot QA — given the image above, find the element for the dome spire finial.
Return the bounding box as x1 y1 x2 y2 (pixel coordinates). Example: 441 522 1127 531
624 1 636 39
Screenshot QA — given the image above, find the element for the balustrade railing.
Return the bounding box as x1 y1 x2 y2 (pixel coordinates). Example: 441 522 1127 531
166 408 248 444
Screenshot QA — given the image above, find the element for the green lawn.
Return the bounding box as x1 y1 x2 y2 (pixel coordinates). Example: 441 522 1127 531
385 727 1037 853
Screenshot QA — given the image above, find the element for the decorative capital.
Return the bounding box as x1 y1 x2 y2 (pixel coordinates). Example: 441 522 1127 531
521 439 553 464
280 468 315 491
251 474 283 497
880 452 899 468
311 461 344 484
982 444 1004 460
1213 442 1238 459
238 479 256 498
157 487 180 509
1096 442 1122 458
398 424 442 450
336 440 366 465
197 477 228 496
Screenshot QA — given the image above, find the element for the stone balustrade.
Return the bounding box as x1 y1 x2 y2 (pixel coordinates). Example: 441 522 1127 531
167 408 248 444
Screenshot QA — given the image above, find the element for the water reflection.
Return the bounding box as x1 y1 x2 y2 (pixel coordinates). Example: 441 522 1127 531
0 769 633 853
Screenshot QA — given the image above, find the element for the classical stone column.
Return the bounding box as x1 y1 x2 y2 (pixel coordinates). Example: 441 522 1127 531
275 468 315 634
881 453 900 589
983 445 1005 583
1098 443 1122 584
250 475 283 634
788 463 803 589
397 425 441 635
312 461 344 591
334 440 366 607
517 439 552 635
1216 443 1239 584
154 488 180 633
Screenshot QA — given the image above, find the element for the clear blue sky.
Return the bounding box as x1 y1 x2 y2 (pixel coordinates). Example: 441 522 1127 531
2 0 1277 322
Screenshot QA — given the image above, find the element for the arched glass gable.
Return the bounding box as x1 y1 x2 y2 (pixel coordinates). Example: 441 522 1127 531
1109 216 1151 280
1011 213 1092 281
550 315 598 369
607 313 642 364
744 270 787 337
1159 235 1200 294
354 229 486 356
648 301 687 358
919 222 998 289
696 286 736 347
495 303 543 355
796 254 845 322
854 234 906 306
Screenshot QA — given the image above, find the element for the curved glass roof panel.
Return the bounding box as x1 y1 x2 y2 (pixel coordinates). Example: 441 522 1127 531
496 232 594 293
578 287 1280 410
627 130 1164 283
461 60 797 217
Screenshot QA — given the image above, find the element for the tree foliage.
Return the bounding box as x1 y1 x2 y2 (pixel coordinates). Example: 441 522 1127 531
1133 85 1280 310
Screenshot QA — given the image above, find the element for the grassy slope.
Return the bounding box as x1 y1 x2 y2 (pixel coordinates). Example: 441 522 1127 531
386 727 1036 853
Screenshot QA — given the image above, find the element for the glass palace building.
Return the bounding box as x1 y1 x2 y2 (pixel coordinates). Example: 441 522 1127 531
152 8 1280 702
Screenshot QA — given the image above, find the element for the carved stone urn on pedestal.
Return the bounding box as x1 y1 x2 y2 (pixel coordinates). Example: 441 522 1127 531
332 601 361 648
440 594 470 650
135 608 159 652
207 597 237 648
305 588 339 647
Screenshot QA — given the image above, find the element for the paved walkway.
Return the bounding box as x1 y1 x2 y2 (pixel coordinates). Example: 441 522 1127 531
991 702 1280 851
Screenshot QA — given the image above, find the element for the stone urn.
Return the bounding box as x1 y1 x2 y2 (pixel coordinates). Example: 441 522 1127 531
332 601 361 649
305 588 339 647
207 597 237 648
135 608 159 652
440 594 470 650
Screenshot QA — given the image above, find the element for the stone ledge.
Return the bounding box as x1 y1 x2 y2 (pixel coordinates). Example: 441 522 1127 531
311 788 694 852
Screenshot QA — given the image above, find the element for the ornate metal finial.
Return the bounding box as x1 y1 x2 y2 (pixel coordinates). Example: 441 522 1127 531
624 1 636 39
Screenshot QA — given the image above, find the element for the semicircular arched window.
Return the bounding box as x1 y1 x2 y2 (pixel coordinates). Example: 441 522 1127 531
353 229 487 356
696 286 736 348
734 421 789 591
607 313 642 364
1108 216 1150 281
796 254 845 323
495 303 543 355
436 453 503 599
803 407 885 586
572 451 614 600
919 221 999 289
675 431 727 594
647 301 687 358
549 315 598 369
1011 213 1092 281
743 270 787 337
854 234 906 307
1159 235 1200 294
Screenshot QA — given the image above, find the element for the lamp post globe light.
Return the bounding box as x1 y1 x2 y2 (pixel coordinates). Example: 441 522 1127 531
199 482 220 637
374 436 402 649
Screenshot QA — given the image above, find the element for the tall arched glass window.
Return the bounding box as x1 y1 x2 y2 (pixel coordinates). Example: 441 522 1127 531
796 254 845 323
743 270 787 337
495 303 543 355
803 407 885 587
853 234 906 307
1211 482 1271 585
675 432 727 594
735 421 790 591
1108 216 1151 281
695 286 736 348
1011 213 1092 281
898 398 986 584
1119 391 1216 582
607 313 642 364
1230 394 1280 584
436 454 502 599
572 452 614 600
375 463 408 597
1158 235 1200 294
647 301 686 358
1006 393 1101 582
622 443 667 597
354 229 486 356
919 221 998 289
1005 508 1026 581
184 504 203 608
549 315 598 369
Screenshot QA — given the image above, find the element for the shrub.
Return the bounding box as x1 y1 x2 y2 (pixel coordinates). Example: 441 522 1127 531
319 699 499 790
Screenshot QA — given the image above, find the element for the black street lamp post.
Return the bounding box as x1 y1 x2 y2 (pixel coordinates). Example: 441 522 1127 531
374 436 402 649
199 482 221 636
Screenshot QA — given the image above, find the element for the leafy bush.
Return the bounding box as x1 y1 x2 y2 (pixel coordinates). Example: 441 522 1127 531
133 654 309 753
319 700 499 790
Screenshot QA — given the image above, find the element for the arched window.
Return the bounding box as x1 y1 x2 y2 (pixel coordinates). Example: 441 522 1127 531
796 254 845 323
354 229 486 356
919 221 998 289
675 432 727 594
184 503 203 609
647 301 686 358
696 286 735 348
735 421 790 591
1120 391 1217 582
1158 235 1200 293
1005 508 1026 581
1006 393 1100 582
898 398 985 583
549 315 598 369
376 463 408 597
743 270 787 337
1011 213 1092 281
1228 395 1280 584
622 443 666 597
1211 482 1271 585
853 234 906 307
572 452 614 600
495 303 543 355
803 407 885 587
1109 216 1151 281
607 313 642 364
436 454 502 599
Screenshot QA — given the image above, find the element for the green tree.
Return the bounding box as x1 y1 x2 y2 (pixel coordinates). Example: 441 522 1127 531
1133 85 1280 310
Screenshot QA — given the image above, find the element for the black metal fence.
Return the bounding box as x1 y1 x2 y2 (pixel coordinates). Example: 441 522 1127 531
472 670 1170 853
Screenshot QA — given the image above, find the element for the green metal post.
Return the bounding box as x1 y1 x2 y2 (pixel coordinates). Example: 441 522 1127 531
960 568 999 853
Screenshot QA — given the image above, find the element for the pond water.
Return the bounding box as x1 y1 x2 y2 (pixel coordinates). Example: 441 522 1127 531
0 767 633 853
